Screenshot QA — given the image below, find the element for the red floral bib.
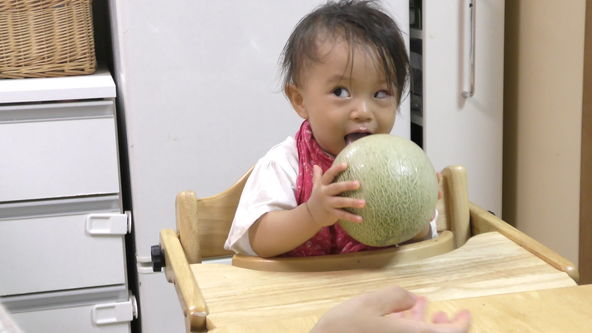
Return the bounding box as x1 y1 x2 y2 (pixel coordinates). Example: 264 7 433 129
283 121 374 257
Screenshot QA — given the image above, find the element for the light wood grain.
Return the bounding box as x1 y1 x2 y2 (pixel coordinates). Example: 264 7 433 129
470 203 579 281
232 230 455 272
429 284 592 333
160 229 208 331
210 314 322 333
442 166 470 248
192 232 576 330
209 285 592 333
175 168 252 263
176 191 201 263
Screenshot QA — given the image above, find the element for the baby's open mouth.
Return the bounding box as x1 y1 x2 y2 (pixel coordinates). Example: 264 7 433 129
345 132 371 145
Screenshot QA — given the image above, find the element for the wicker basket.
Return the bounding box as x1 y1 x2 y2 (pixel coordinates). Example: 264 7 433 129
0 0 96 79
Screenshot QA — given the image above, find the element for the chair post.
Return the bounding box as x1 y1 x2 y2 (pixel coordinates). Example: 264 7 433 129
176 191 202 263
442 166 471 248
160 229 208 332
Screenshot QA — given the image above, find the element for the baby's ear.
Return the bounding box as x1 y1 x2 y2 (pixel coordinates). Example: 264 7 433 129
285 84 308 119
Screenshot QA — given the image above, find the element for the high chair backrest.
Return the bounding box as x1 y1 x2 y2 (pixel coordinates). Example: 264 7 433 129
176 167 253 263
176 165 470 265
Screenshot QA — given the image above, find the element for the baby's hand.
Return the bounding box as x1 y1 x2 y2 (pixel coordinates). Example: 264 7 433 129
305 163 366 227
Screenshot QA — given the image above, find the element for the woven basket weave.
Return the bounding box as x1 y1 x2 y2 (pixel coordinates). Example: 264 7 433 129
0 0 96 79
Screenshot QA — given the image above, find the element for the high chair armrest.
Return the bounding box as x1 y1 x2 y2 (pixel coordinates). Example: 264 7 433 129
232 231 455 272
469 203 580 282
160 229 208 332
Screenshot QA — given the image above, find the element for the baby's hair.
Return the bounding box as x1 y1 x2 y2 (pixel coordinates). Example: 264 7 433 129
280 0 410 105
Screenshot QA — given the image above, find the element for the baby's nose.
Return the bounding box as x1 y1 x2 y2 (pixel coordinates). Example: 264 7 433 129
351 100 372 121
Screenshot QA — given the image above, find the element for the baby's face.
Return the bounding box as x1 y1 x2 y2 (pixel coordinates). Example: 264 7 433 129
294 40 398 156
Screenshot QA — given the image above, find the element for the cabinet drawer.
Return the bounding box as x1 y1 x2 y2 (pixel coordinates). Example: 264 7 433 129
3 286 133 333
11 306 131 333
0 101 120 202
0 196 127 296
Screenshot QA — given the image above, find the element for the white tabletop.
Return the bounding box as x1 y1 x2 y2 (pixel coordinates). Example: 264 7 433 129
0 68 116 104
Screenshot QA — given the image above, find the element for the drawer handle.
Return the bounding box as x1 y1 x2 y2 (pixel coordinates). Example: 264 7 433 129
85 212 131 235
91 296 138 325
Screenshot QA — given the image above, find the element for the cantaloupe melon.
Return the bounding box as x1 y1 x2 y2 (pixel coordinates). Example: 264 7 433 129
334 134 438 247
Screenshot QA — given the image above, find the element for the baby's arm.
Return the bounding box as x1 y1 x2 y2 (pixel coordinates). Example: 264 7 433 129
249 162 365 258
248 201 323 257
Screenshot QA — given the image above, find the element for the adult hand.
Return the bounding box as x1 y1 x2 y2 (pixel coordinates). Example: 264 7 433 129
311 286 471 333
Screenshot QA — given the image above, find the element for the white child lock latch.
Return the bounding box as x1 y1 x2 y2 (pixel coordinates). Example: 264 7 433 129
85 212 131 235
91 296 138 325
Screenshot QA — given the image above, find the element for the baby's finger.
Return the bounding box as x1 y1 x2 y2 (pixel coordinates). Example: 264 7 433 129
322 162 348 184
324 180 360 196
436 172 443 200
328 196 365 209
332 209 362 223
312 165 323 185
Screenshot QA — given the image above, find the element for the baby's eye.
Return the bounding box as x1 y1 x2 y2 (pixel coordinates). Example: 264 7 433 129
332 87 351 98
374 90 392 99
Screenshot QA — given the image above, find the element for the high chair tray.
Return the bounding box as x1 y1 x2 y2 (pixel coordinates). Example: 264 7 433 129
182 232 576 330
208 284 592 333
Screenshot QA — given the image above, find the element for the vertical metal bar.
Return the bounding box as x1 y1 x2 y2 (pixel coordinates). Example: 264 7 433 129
462 0 476 98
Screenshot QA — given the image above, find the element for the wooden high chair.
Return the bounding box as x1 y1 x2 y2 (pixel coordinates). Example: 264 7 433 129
157 165 579 332
173 165 468 270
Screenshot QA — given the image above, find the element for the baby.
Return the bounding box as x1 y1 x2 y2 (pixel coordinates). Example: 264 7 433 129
225 0 437 258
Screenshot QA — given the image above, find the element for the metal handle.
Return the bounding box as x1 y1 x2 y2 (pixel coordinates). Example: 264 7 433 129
462 0 476 98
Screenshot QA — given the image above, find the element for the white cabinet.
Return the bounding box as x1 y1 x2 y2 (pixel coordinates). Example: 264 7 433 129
0 101 120 202
410 0 504 215
7 286 135 333
0 197 127 295
0 70 135 332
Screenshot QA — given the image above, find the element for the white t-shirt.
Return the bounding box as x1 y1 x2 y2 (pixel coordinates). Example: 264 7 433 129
224 136 438 256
